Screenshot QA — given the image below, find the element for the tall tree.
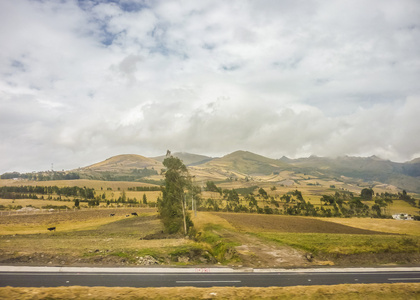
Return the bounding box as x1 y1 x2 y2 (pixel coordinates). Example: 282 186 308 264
158 155 193 235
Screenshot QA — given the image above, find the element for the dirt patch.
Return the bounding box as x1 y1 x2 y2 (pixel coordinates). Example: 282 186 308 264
209 228 325 268
215 212 389 234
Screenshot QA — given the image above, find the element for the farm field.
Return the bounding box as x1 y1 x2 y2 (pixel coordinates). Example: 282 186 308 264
0 198 73 209
320 216 420 236
0 208 198 266
0 179 157 189
213 212 420 266
0 176 419 268
1 207 420 268
213 212 387 234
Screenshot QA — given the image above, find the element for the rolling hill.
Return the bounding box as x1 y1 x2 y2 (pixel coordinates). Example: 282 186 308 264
198 150 289 176
152 152 213 166
72 151 420 192
283 155 420 193
3 151 419 193
76 154 163 182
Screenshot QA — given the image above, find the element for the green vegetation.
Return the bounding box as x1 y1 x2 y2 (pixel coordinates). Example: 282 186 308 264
158 156 194 235
196 224 239 263
256 232 420 256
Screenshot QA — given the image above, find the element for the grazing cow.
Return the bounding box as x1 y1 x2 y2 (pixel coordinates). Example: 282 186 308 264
126 214 130 217
110 213 115 217
47 227 56 232
131 212 138 216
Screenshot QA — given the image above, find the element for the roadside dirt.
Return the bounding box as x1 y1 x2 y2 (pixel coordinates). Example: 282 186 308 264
214 228 324 268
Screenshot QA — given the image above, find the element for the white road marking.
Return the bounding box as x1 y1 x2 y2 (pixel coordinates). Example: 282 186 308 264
176 280 241 283
388 278 420 281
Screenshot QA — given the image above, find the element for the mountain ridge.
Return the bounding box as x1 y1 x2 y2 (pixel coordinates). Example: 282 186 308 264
2 151 420 193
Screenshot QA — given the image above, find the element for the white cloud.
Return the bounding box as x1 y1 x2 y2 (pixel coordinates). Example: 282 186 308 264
0 0 419 173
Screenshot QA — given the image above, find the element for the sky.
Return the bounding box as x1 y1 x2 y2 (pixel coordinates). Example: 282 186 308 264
1 0 420 173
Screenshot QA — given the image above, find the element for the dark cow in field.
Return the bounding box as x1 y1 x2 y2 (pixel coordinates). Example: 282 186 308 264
110 213 115 217
131 212 138 216
126 214 130 217
47 227 56 232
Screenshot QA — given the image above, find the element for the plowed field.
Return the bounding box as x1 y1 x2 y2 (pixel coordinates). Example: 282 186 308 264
215 213 388 234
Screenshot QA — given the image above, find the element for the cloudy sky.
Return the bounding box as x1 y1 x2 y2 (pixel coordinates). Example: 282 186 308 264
1 0 420 173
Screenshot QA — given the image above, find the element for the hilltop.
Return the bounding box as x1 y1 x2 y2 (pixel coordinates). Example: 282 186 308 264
152 152 213 166
76 154 163 182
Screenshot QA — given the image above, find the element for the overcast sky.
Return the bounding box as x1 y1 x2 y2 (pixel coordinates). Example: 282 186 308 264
1 0 420 173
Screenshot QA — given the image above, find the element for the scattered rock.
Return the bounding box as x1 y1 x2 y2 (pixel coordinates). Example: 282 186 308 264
177 256 190 263
137 255 159 265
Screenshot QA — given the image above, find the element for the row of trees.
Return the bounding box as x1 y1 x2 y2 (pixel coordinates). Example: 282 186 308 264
198 182 419 218
0 171 80 181
0 186 95 199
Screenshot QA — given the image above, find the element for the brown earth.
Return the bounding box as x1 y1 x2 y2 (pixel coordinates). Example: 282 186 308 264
215 228 317 268
214 212 390 234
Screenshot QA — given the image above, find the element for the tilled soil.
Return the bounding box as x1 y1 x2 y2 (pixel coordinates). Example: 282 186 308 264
215 212 390 234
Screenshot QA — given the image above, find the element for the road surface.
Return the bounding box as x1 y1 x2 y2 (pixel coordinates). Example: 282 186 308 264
0 266 419 288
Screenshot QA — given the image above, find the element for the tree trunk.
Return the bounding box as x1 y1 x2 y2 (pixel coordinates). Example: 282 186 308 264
182 194 187 235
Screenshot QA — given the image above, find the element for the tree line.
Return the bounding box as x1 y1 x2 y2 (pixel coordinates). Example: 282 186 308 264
0 185 95 199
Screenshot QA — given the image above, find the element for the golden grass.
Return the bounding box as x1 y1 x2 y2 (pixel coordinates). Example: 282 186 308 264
387 200 420 215
0 198 72 208
0 283 419 299
0 235 190 255
192 211 236 231
319 217 420 236
0 179 157 189
0 208 157 235
0 215 128 235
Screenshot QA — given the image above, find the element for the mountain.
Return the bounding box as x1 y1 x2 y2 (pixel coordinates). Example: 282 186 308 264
82 154 162 171
58 151 420 192
199 150 289 176
152 152 214 166
77 154 163 182
283 155 420 192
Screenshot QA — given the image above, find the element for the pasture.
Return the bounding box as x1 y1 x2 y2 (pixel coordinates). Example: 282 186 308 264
0 208 198 266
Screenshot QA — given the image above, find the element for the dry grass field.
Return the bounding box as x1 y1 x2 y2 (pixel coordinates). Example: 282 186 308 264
387 200 420 215
0 209 195 266
318 217 420 236
0 198 73 208
0 179 157 189
1 283 419 300
0 208 157 235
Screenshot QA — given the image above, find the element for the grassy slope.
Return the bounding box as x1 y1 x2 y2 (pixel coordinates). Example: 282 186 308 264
201 150 288 175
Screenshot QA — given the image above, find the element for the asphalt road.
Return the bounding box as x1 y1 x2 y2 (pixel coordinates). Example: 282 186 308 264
1 267 420 287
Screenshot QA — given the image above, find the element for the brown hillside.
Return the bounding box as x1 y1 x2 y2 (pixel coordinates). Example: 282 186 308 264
82 154 163 172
